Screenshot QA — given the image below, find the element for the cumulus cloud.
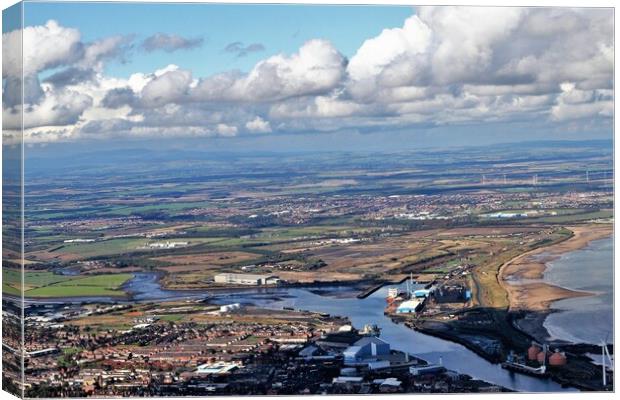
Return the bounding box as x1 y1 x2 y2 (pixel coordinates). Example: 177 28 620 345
3 20 82 78
341 6 613 131
141 33 204 53
216 123 238 136
141 67 194 106
2 8 613 144
245 116 272 133
193 39 346 102
224 41 265 57
551 83 613 121
3 88 92 130
100 87 138 109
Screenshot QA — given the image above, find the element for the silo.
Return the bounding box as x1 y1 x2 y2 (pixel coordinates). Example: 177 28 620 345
549 351 567 366
527 343 541 361
537 350 547 364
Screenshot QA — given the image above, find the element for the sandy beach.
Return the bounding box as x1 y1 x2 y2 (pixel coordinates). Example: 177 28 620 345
499 225 613 312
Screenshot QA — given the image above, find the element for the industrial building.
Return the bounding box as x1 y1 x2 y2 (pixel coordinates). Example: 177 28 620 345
432 284 471 303
396 299 423 314
213 273 281 286
195 362 239 375
409 364 446 376
343 337 391 366
219 303 241 313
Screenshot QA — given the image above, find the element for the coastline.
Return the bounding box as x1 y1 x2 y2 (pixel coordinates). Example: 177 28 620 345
499 224 613 340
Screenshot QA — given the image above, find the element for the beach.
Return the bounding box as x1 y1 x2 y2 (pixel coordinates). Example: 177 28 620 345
499 225 612 312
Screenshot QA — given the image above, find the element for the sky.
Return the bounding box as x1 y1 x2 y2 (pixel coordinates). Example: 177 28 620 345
1 2 614 150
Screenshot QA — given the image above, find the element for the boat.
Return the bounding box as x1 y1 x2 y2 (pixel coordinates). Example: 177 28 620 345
360 323 381 337
386 288 401 301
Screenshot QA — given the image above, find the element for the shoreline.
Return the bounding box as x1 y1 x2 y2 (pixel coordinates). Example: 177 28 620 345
499 225 612 312
498 224 612 341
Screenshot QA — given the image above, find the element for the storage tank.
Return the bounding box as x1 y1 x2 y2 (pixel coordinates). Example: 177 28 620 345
537 350 547 364
527 343 541 361
549 351 567 366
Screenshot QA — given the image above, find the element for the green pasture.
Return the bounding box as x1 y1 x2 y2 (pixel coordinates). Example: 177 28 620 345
25 273 133 297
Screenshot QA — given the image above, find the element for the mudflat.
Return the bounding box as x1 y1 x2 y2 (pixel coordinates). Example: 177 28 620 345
499 225 612 312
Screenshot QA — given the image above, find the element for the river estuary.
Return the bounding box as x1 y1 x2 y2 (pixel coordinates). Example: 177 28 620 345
33 235 615 393
27 273 571 392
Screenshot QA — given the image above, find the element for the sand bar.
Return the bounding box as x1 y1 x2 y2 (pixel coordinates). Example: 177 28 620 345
499 225 612 312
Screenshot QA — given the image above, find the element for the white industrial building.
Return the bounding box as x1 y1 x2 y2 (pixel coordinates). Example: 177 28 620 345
396 299 423 314
213 273 280 286
219 303 241 313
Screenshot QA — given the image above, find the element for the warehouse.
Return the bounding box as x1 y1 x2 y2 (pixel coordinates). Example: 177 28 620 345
343 337 391 366
396 299 423 314
214 273 281 286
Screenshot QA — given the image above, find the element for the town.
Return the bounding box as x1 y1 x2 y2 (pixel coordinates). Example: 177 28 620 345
7 299 506 397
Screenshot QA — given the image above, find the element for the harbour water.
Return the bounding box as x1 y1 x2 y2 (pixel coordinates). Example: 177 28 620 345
542 236 614 344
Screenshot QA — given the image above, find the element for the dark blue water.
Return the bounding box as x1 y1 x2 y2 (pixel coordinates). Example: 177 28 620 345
543 236 613 344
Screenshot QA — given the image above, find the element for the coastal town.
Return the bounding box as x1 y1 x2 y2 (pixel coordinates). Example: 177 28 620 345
6 299 508 397
1 0 616 398
2 140 614 396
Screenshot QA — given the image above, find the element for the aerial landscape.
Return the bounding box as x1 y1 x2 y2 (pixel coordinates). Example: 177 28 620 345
2 2 614 398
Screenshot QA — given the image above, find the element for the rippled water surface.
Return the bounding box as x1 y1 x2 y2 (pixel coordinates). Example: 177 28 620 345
543 236 613 344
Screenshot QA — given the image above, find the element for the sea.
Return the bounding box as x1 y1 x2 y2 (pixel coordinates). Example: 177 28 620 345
542 235 614 344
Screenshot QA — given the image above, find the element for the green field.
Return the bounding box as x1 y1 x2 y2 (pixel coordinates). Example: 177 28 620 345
158 314 184 322
521 209 613 223
25 273 133 297
48 237 229 260
53 238 151 258
3 269 77 293
2 283 21 296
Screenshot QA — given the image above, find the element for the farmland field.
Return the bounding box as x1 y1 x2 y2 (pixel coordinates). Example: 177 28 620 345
24 274 133 297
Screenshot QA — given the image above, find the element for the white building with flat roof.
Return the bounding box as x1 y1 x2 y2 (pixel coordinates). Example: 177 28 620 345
214 273 280 286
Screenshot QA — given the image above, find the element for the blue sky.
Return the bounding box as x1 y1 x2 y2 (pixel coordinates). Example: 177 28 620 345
25 2 413 78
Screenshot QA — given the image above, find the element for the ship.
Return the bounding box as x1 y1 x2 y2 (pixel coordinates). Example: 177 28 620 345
386 287 402 301
359 323 382 337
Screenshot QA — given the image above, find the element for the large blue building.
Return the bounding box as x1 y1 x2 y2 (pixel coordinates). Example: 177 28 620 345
343 337 391 366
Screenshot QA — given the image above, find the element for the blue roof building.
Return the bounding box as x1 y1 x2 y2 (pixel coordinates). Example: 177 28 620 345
343 337 391 366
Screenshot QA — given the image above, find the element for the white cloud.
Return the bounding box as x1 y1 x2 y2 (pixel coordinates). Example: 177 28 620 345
3 20 81 77
3 9 613 144
3 88 92 130
347 15 432 84
245 116 272 133
551 82 612 121
141 68 193 106
216 123 238 136
193 39 346 102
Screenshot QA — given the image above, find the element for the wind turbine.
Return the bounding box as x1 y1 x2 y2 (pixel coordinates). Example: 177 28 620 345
601 335 613 388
